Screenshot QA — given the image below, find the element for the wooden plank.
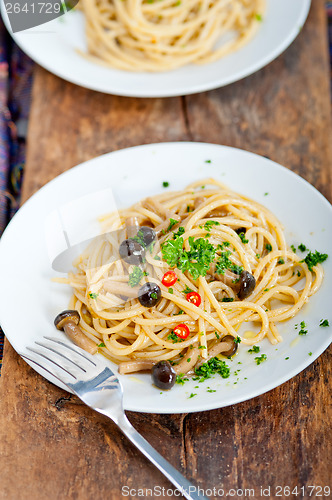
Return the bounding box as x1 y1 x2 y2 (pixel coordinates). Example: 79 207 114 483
0 1 331 499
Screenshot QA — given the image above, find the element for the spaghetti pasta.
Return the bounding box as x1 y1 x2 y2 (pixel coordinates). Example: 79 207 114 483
57 179 325 379
79 0 265 72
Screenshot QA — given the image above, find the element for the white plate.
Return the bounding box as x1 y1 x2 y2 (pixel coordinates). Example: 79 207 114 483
1 0 310 97
0 143 331 413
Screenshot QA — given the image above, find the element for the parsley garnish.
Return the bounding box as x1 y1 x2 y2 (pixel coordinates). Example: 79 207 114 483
88 292 98 299
298 244 307 252
174 309 184 315
319 319 329 327
215 332 220 339
291 244 297 253
204 220 220 231
162 236 216 280
234 336 241 344
301 250 328 271
255 13 263 21
97 342 105 348
221 297 234 302
254 354 267 365
181 286 194 294
216 251 243 275
265 243 272 252
167 332 183 343
188 393 197 398
167 218 178 232
239 232 249 244
173 226 185 239
162 181 169 188
151 292 158 299
194 357 230 382
205 159 211 163
176 374 189 385
278 258 285 264
298 321 308 335
128 267 147 287
248 345 260 353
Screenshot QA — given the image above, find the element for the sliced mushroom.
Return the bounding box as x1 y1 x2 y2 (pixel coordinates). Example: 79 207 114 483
103 280 140 298
54 310 97 354
118 360 156 374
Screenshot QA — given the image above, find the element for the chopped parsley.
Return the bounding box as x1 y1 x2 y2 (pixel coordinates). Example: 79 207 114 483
182 286 194 294
176 374 189 385
234 336 241 344
151 292 158 300
167 218 178 232
265 243 272 252
162 236 216 280
162 181 169 188
174 309 184 315
255 13 263 21
298 321 308 335
291 244 297 253
319 319 329 327
215 332 220 339
167 332 183 343
298 244 307 252
248 345 260 353
301 250 328 271
207 389 216 393
239 232 249 244
188 393 197 398
168 287 174 294
194 357 230 382
186 205 193 213
128 267 147 287
254 354 267 365
204 220 220 231
278 258 285 264
285 357 289 360
205 159 212 163
88 292 98 299
97 342 105 348
216 250 243 275
309 352 312 356
221 297 234 302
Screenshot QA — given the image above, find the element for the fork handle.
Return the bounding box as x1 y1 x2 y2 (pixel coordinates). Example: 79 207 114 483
114 414 209 500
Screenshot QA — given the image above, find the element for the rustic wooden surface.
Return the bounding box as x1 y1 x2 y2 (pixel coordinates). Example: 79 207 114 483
1 1 331 499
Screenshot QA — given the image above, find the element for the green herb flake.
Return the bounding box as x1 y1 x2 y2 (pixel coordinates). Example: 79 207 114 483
88 292 98 299
234 336 242 344
291 244 297 253
151 292 158 300
254 354 267 365
301 250 328 271
265 243 272 252
278 258 285 264
308 352 312 356
176 374 189 385
97 342 105 348
128 266 146 287
194 357 230 382
216 250 243 276
174 309 184 315
181 286 194 295
188 393 197 398
167 332 183 344
167 218 178 232
248 345 260 353
285 357 289 360
215 332 220 339
168 288 174 294
239 232 249 244
221 297 234 302
162 181 169 188
319 319 329 327
204 220 220 231
255 13 263 21
207 389 216 393
298 320 308 336
205 159 212 163
298 244 307 252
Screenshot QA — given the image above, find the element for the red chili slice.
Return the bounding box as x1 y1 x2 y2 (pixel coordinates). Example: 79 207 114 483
162 270 178 287
186 291 202 307
173 324 190 339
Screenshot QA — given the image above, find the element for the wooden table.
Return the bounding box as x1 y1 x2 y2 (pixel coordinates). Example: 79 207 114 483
0 1 331 499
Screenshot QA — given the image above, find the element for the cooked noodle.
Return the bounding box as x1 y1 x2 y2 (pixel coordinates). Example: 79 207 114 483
57 179 324 376
79 0 265 72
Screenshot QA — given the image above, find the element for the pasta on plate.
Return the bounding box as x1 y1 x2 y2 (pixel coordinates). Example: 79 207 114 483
79 0 265 71
56 179 325 386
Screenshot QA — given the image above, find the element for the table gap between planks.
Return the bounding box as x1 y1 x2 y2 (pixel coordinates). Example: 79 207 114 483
0 1 331 499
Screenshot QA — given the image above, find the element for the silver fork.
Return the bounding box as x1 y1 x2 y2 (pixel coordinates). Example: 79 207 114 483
21 337 209 500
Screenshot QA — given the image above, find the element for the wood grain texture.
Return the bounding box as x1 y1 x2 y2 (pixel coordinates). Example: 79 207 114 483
1 1 331 499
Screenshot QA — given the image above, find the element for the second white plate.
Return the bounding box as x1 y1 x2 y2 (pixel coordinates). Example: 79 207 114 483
2 0 310 97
